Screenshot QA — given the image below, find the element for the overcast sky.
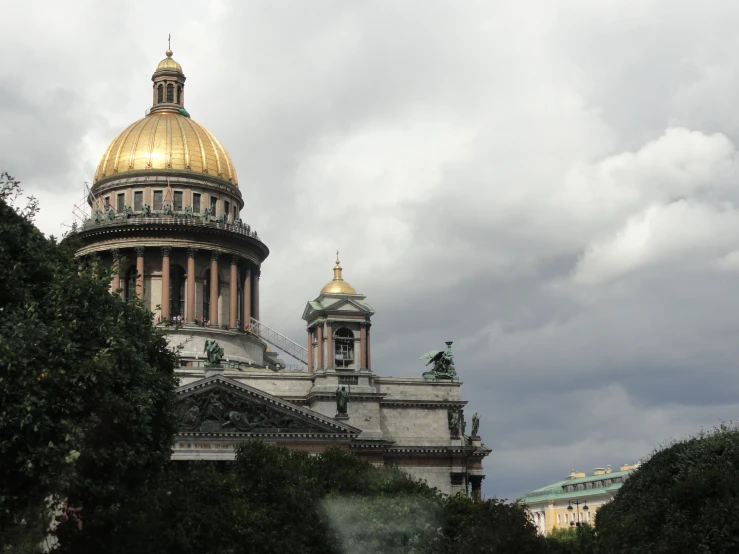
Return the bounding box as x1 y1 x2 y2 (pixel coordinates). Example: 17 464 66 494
4 0 739 500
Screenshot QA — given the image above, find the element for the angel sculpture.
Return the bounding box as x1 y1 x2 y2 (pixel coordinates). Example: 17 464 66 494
419 341 457 380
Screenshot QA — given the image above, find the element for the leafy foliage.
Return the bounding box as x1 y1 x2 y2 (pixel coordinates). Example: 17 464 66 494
0 176 178 550
545 525 597 554
596 424 739 554
56 441 548 554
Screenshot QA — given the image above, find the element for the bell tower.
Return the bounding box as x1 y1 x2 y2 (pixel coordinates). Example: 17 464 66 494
302 253 374 375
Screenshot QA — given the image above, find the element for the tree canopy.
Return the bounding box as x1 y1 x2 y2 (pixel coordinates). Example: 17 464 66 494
55 441 548 554
0 174 178 551
596 424 739 554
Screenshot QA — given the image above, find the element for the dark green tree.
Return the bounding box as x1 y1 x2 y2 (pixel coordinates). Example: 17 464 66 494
596 424 739 554
426 494 548 554
0 174 178 551
545 524 597 554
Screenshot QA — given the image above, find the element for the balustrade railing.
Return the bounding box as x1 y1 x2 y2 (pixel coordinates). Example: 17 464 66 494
69 213 261 241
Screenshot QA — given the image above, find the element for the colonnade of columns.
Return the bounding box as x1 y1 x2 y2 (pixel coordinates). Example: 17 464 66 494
307 321 371 373
111 246 260 328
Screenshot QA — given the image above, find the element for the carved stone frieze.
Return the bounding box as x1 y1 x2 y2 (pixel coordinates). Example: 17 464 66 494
177 386 324 434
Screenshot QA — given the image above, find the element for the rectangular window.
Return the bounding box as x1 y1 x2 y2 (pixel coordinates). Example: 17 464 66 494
233 205 237 220
174 191 183 212
134 191 143 211
224 200 230 221
210 196 217 216
193 193 201 213
153 191 163 211
116 193 125 213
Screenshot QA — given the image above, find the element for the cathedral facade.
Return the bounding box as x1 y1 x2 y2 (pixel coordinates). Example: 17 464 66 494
69 49 489 496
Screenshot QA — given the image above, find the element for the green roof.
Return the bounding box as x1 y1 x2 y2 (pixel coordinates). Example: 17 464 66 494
522 469 633 502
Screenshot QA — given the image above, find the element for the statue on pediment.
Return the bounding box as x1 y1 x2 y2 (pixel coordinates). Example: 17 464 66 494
204 339 224 366
471 412 480 437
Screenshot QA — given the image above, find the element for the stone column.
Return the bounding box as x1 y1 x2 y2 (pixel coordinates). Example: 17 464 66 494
242 268 251 330
111 249 120 294
359 323 367 370
186 248 197 323
209 251 219 327
253 270 260 321
366 325 372 370
326 322 334 369
469 475 485 503
307 329 314 373
316 325 324 370
135 246 145 300
161 247 171 321
229 257 238 329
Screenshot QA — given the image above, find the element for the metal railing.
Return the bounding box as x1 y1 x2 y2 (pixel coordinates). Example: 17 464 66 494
249 317 308 364
70 214 262 242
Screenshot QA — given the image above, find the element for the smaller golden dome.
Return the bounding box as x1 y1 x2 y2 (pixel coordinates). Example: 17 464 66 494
320 252 357 295
156 49 182 73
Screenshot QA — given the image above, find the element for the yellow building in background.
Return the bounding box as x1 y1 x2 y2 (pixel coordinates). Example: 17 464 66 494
521 463 640 535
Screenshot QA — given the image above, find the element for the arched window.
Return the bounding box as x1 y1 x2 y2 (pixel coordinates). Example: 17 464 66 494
334 327 354 369
170 265 186 318
166 83 174 103
125 267 137 302
177 85 181 105
157 84 163 103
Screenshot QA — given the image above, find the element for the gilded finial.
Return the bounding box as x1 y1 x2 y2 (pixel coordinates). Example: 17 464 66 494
166 33 173 57
335 250 340 266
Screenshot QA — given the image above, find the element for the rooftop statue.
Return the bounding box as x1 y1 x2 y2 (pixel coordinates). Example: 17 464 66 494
420 341 457 380
183 205 193 218
471 412 480 437
124 205 134 218
203 339 224 366
142 203 152 217
104 206 116 221
162 203 174 216
93 210 103 224
202 207 212 223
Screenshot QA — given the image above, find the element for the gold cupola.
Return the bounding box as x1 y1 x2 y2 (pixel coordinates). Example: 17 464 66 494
92 48 238 188
151 48 186 113
320 252 357 295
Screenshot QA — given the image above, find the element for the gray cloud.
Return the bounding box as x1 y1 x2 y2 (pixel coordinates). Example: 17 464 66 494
4 0 739 501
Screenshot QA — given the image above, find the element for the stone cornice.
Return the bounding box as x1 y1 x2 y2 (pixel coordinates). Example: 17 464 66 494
379 399 468 409
175 431 356 440
71 236 267 266
69 218 267 259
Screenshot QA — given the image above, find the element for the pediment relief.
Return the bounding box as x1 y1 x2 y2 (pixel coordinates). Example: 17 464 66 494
176 376 359 436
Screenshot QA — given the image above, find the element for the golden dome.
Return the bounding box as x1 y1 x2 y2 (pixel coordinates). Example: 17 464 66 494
156 49 182 72
320 252 357 295
94 111 238 186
